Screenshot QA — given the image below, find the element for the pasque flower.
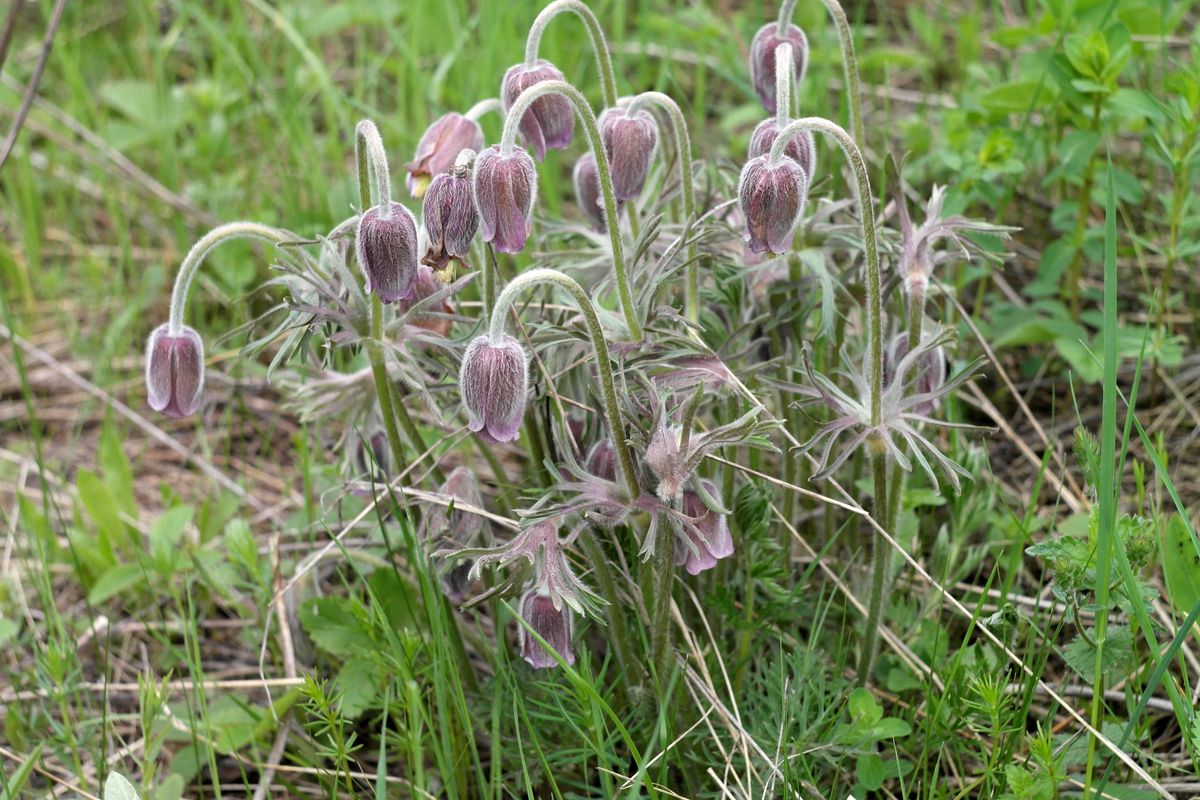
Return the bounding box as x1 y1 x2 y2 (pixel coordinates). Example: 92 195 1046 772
749 119 816 181
473 144 538 254
405 112 485 198
145 323 204 419
519 588 575 668
420 467 488 601
460 333 529 443
885 332 947 417
422 154 479 272
676 480 734 575
501 60 574 160
396 264 454 337
749 22 808 114
357 202 420 303
572 153 609 232
598 106 659 201
737 154 809 255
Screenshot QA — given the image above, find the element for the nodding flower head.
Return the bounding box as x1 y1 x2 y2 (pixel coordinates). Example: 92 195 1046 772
738 154 809 256
460 333 528 444
519 588 575 669
885 332 947 417
422 157 479 272
405 112 484 198
572 153 610 233
749 22 808 113
146 323 204 419
749 119 816 182
473 144 538 254
598 107 659 201
676 480 734 575
501 60 574 161
356 202 420 303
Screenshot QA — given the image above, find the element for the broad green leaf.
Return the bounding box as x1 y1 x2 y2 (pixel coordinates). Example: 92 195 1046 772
1160 515 1200 632
848 687 882 726
1061 626 1134 684
77 468 127 558
300 596 375 657
150 505 193 555
104 772 140 800
856 753 885 791
89 563 144 604
98 423 136 518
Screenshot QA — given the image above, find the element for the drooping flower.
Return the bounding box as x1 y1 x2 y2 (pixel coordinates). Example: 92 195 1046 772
422 156 479 272
737 154 809 256
356 202 420 303
748 119 816 181
501 60 574 160
519 588 575 669
598 106 659 201
473 145 538 254
675 480 734 575
419 467 488 601
405 112 485 198
748 22 808 114
644 407 766 502
145 323 204 419
460 334 528 443
572 153 608 232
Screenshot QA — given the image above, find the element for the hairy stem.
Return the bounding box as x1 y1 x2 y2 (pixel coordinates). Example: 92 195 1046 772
355 119 393 214
523 0 619 108
580 534 643 689
369 296 410 488
775 42 793 128
502 80 642 339
464 97 503 122
649 523 675 694
489 268 638 499
168 222 290 333
859 451 890 681
626 91 697 322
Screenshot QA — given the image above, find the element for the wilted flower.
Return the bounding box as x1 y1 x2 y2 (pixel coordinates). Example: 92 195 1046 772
357 202 420 303
519 588 575 668
145 323 204 419
405 112 485 198
748 119 816 180
676 480 734 575
396 264 453 337
598 107 658 201
885 332 947 417
473 145 538 254
422 156 479 272
501 60 574 160
460 334 528 443
749 22 808 114
573 153 609 232
738 154 809 255
420 467 488 601
644 408 766 502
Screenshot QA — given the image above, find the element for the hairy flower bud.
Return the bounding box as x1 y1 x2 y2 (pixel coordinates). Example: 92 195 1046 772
422 162 479 271
405 112 484 198
645 424 685 501
749 22 808 114
748 119 816 181
598 107 658 201
884 332 947 417
676 481 734 575
501 60 574 161
145 324 204 419
357 202 420 303
460 334 528 443
518 588 575 669
473 145 538 254
737 154 809 256
572 153 608 233
396 264 453 337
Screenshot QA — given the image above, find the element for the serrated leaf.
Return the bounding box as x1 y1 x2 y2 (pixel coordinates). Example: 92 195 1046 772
1061 626 1134 684
299 596 375 657
337 657 380 718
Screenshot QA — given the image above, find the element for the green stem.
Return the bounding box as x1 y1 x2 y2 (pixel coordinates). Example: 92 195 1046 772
817 0 865 147
168 222 289 333
627 91 698 322
1065 95 1103 318
387 377 444 486
770 117 882 429
649 521 675 692
489 268 638 499
501 80 642 339
580 534 642 689
369 296 410 487
523 0 619 109
859 451 890 681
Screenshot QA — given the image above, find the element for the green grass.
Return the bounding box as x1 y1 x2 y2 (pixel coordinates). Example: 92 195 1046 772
3 0 1200 798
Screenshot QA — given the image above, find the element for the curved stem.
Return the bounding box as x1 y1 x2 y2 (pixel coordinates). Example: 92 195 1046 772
489 268 638 499
817 0 865 148
464 97 503 122
626 91 698 323
774 42 793 128
168 222 290 334
770 117 881 428
355 119 393 215
776 0 798 36
501 80 642 340
523 0 618 109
